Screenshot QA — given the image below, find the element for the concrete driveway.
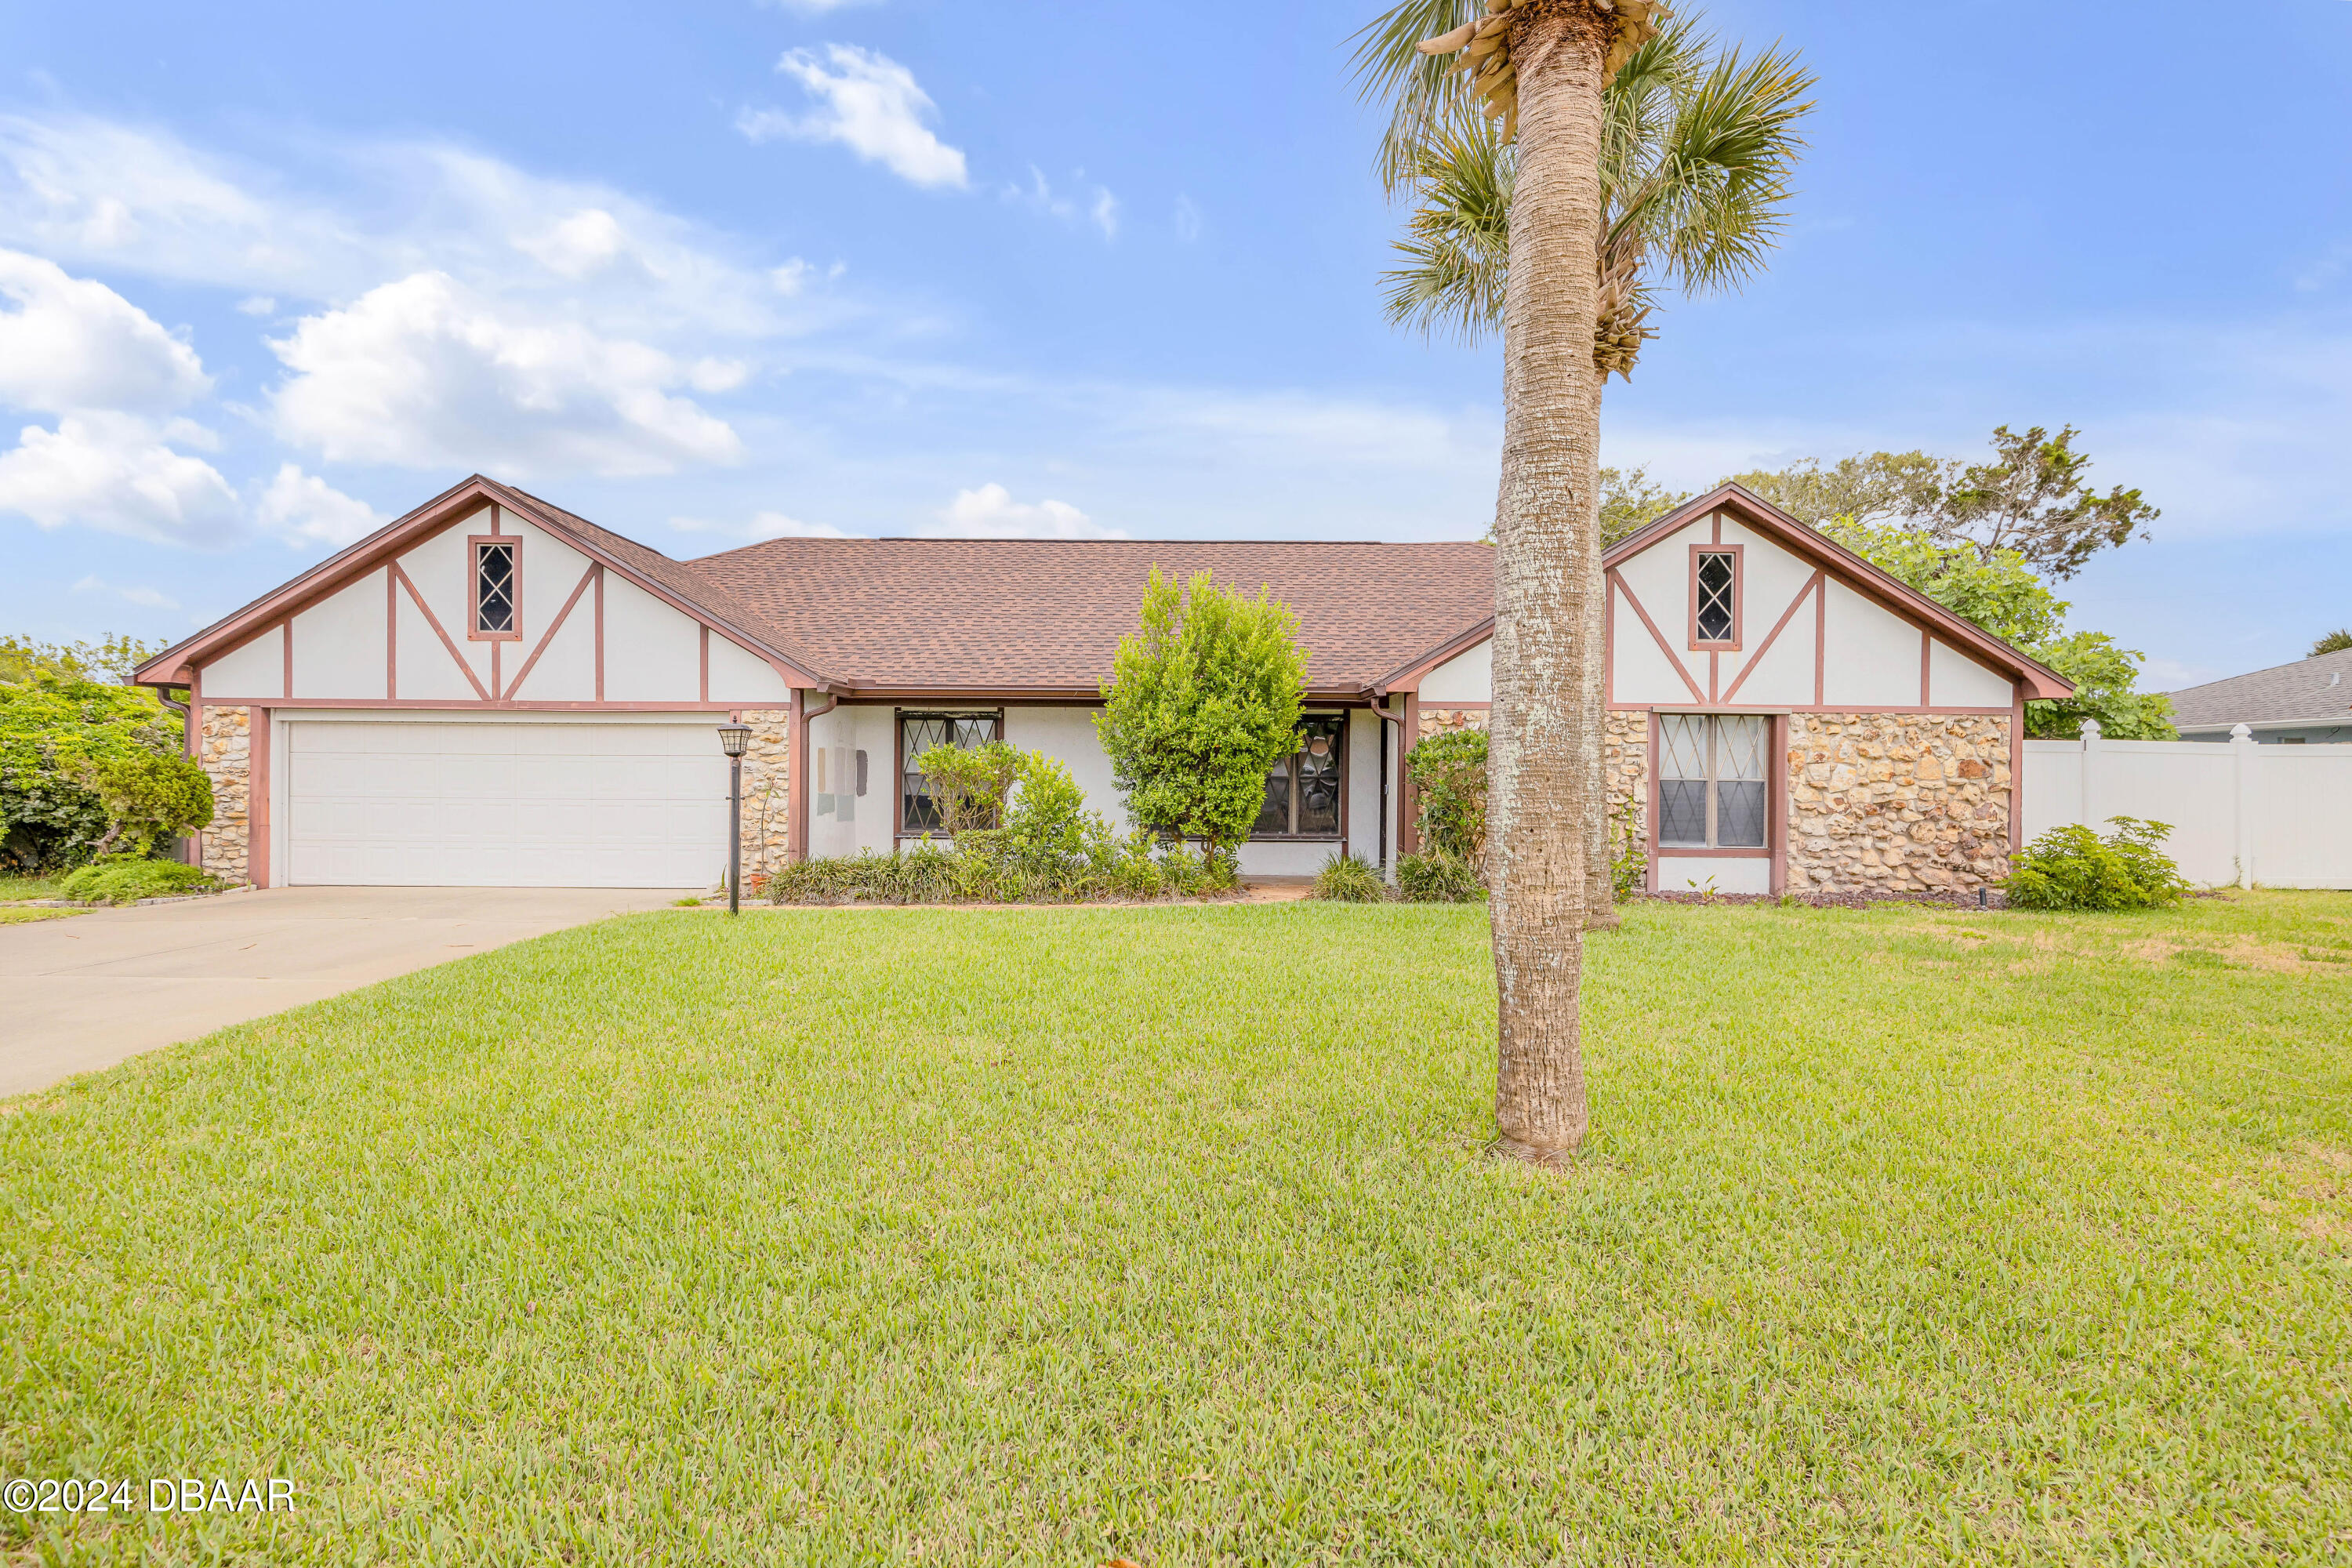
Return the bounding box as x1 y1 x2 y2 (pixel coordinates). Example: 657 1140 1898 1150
0 886 689 1098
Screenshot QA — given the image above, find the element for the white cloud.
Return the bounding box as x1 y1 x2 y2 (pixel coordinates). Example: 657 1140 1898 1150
71 574 180 610
235 295 276 317
739 46 967 190
512 207 630 278
1004 167 1120 241
0 248 209 414
265 271 744 477
251 463 384 547
670 509 855 540
924 483 1123 539
1174 195 1202 243
0 411 237 544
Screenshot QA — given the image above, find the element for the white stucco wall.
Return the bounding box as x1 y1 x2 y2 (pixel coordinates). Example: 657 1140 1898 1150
1712 515 1817 694
290 568 388 700
1654 855 1771 895
1929 638 2013 708
1419 641 1491 703
202 623 284 701
1820 579 1925 708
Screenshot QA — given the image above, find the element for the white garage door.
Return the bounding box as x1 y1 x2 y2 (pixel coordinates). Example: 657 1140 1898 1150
286 720 730 887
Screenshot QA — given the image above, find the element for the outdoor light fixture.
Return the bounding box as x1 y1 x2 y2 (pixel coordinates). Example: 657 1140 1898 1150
717 723 753 913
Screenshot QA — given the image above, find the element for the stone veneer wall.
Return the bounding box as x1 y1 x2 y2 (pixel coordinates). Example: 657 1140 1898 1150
197 705 252 884
737 709 793 880
1417 705 2011 893
1787 713 2011 892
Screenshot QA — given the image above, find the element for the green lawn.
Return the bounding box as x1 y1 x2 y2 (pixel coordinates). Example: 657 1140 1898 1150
0 906 85 924
5 895 2349 1564
0 873 69 901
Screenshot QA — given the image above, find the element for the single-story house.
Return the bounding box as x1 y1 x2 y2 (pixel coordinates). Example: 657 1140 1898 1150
134 475 2071 895
2165 649 2352 744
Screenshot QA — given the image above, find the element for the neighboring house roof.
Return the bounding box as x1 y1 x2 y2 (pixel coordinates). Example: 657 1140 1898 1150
689 536 1497 697
2165 648 2352 731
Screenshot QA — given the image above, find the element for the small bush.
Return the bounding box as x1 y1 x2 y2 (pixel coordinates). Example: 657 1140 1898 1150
2004 816 2189 911
1610 797 1647 898
915 740 1021 837
1311 851 1386 903
56 856 219 906
1406 728 1488 862
1396 850 1484 904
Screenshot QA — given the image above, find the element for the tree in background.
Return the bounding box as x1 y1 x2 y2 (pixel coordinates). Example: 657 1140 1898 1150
1728 426 2156 580
1096 568 1308 854
0 634 165 687
2311 630 2352 658
1722 450 1947 530
1820 521 2176 739
0 675 208 870
1358 2 1813 1163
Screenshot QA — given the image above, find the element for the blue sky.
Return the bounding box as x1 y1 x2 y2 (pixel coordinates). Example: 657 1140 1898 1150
2 0 2346 688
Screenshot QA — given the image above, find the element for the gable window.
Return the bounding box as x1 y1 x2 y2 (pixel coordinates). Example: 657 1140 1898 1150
898 712 1003 836
1254 715 1347 839
1659 713 1769 849
1690 546 1740 648
471 538 519 640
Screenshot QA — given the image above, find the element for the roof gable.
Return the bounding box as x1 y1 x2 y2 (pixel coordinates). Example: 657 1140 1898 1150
1603 484 2074 701
133 476 829 690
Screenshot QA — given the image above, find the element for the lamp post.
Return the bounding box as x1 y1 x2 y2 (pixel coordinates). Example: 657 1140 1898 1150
717 722 752 915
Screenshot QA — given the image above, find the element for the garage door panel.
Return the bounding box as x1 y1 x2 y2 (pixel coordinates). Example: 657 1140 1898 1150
288 720 724 887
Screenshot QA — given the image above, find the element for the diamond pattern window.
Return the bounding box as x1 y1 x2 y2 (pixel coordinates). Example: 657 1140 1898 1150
898 712 1002 836
473 540 517 637
1694 550 1737 644
1658 713 1770 850
1255 715 1347 838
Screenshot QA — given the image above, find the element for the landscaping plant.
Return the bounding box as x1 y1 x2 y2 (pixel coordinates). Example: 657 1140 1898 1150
1396 848 1484 903
1406 727 1488 862
2003 815 2190 911
1311 851 1387 903
913 739 1022 837
0 673 207 872
56 857 220 906
1095 567 1308 855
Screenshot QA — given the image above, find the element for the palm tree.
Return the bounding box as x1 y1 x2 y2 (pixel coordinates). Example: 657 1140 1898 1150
1354 2 1811 1162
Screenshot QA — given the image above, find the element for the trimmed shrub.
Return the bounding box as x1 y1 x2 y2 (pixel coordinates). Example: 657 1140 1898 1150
915 740 1021 837
2004 816 2189 911
1095 568 1309 851
1396 850 1484 903
57 857 220 906
1406 728 1488 862
1311 851 1385 903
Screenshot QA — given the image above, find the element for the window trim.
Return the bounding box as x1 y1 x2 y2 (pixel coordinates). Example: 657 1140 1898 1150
1250 711 1351 843
1686 543 1743 652
893 709 1006 840
1646 712 1781 882
468 535 522 642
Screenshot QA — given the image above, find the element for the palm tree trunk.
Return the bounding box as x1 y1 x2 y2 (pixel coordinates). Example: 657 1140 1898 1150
1488 2 1610 1161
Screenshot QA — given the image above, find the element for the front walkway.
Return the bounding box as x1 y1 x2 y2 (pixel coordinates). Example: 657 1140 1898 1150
0 886 686 1097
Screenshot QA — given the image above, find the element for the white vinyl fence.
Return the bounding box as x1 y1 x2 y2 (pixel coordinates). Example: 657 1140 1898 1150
2024 723 2352 889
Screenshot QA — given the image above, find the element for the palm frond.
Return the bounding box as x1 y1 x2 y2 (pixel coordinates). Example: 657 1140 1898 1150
1378 109 1514 342
1349 0 1483 197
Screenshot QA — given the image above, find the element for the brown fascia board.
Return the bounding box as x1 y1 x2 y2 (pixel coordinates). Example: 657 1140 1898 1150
1604 483 2077 702
134 474 496 688
1370 615 1497 697
471 479 833 689
134 475 835 692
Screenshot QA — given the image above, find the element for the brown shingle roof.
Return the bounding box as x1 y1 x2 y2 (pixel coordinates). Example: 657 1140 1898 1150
688 537 1498 695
